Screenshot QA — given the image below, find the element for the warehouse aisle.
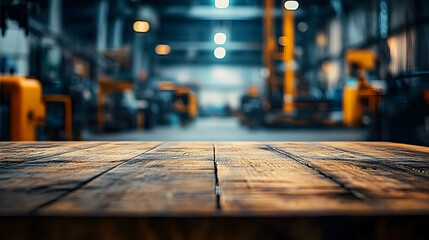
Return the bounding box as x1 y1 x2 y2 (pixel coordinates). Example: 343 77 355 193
86 117 366 141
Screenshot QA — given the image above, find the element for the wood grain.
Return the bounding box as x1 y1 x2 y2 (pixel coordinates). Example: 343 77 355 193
0 142 160 214
318 142 429 174
0 142 106 168
42 142 216 215
0 141 428 217
214 142 371 214
270 142 429 212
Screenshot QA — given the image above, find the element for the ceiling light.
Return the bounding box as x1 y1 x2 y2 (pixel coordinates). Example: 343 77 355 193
214 32 227 45
133 20 150 33
284 1 299 11
155 44 171 55
214 47 226 59
215 0 229 9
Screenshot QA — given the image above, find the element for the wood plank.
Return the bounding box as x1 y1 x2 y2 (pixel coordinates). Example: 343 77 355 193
269 142 429 212
214 142 372 214
362 142 429 154
319 142 429 174
1 141 429 240
41 142 216 215
0 142 160 214
1 141 429 217
0 142 106 168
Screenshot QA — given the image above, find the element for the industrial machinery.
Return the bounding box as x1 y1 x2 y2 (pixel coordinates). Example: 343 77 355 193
34 51 96 141
98 76 137 132
1 0 110 140
174 86 198 126
342 50 382 127
157 81 177 125
374 72 429 145
263 0 295 113
261 0 336 127
0 75 45 141
43 94 73 141
240 86 265 127
0 75 76 141
134 79 161 130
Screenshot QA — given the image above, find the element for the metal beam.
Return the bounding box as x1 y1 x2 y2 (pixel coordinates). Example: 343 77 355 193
162 6 304 20
168 41 262 51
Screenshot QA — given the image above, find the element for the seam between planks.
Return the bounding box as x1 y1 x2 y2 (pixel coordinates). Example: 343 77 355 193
29 142 164 215
266 145 376 206
310 143 429 178
3 142 111 169
213 143 221 211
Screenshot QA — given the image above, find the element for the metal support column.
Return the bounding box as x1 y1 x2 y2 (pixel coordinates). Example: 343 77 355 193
132 33 144 80
48 0 62 78
96 0 109 53
49 0 61 34
282 8 295 114
263 0 276 110
111 17 124 49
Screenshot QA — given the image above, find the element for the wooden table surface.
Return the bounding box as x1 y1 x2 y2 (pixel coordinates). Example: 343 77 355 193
1 141 429 239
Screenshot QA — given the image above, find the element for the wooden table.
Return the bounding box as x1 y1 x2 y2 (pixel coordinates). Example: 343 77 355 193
1 142 429 239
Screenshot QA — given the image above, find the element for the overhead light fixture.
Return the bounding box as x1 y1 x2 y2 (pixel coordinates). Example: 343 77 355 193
215 0 229 9
133 20 150 33
214 32 227 45
155 44 171 55
214 47 226 59
284 1 299 11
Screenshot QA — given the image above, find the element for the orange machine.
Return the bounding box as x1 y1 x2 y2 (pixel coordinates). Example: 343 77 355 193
343 50 382 127
0 75 45 141
174 86 198 119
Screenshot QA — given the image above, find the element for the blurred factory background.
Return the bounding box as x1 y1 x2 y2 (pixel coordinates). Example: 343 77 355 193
0 0 428 144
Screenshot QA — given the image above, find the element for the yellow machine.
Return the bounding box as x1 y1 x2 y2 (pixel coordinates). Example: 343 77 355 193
0 75 45 141
343 50 382 127
174 86 198 120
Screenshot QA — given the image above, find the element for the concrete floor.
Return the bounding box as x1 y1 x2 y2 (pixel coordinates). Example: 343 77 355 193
86 117 367 141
